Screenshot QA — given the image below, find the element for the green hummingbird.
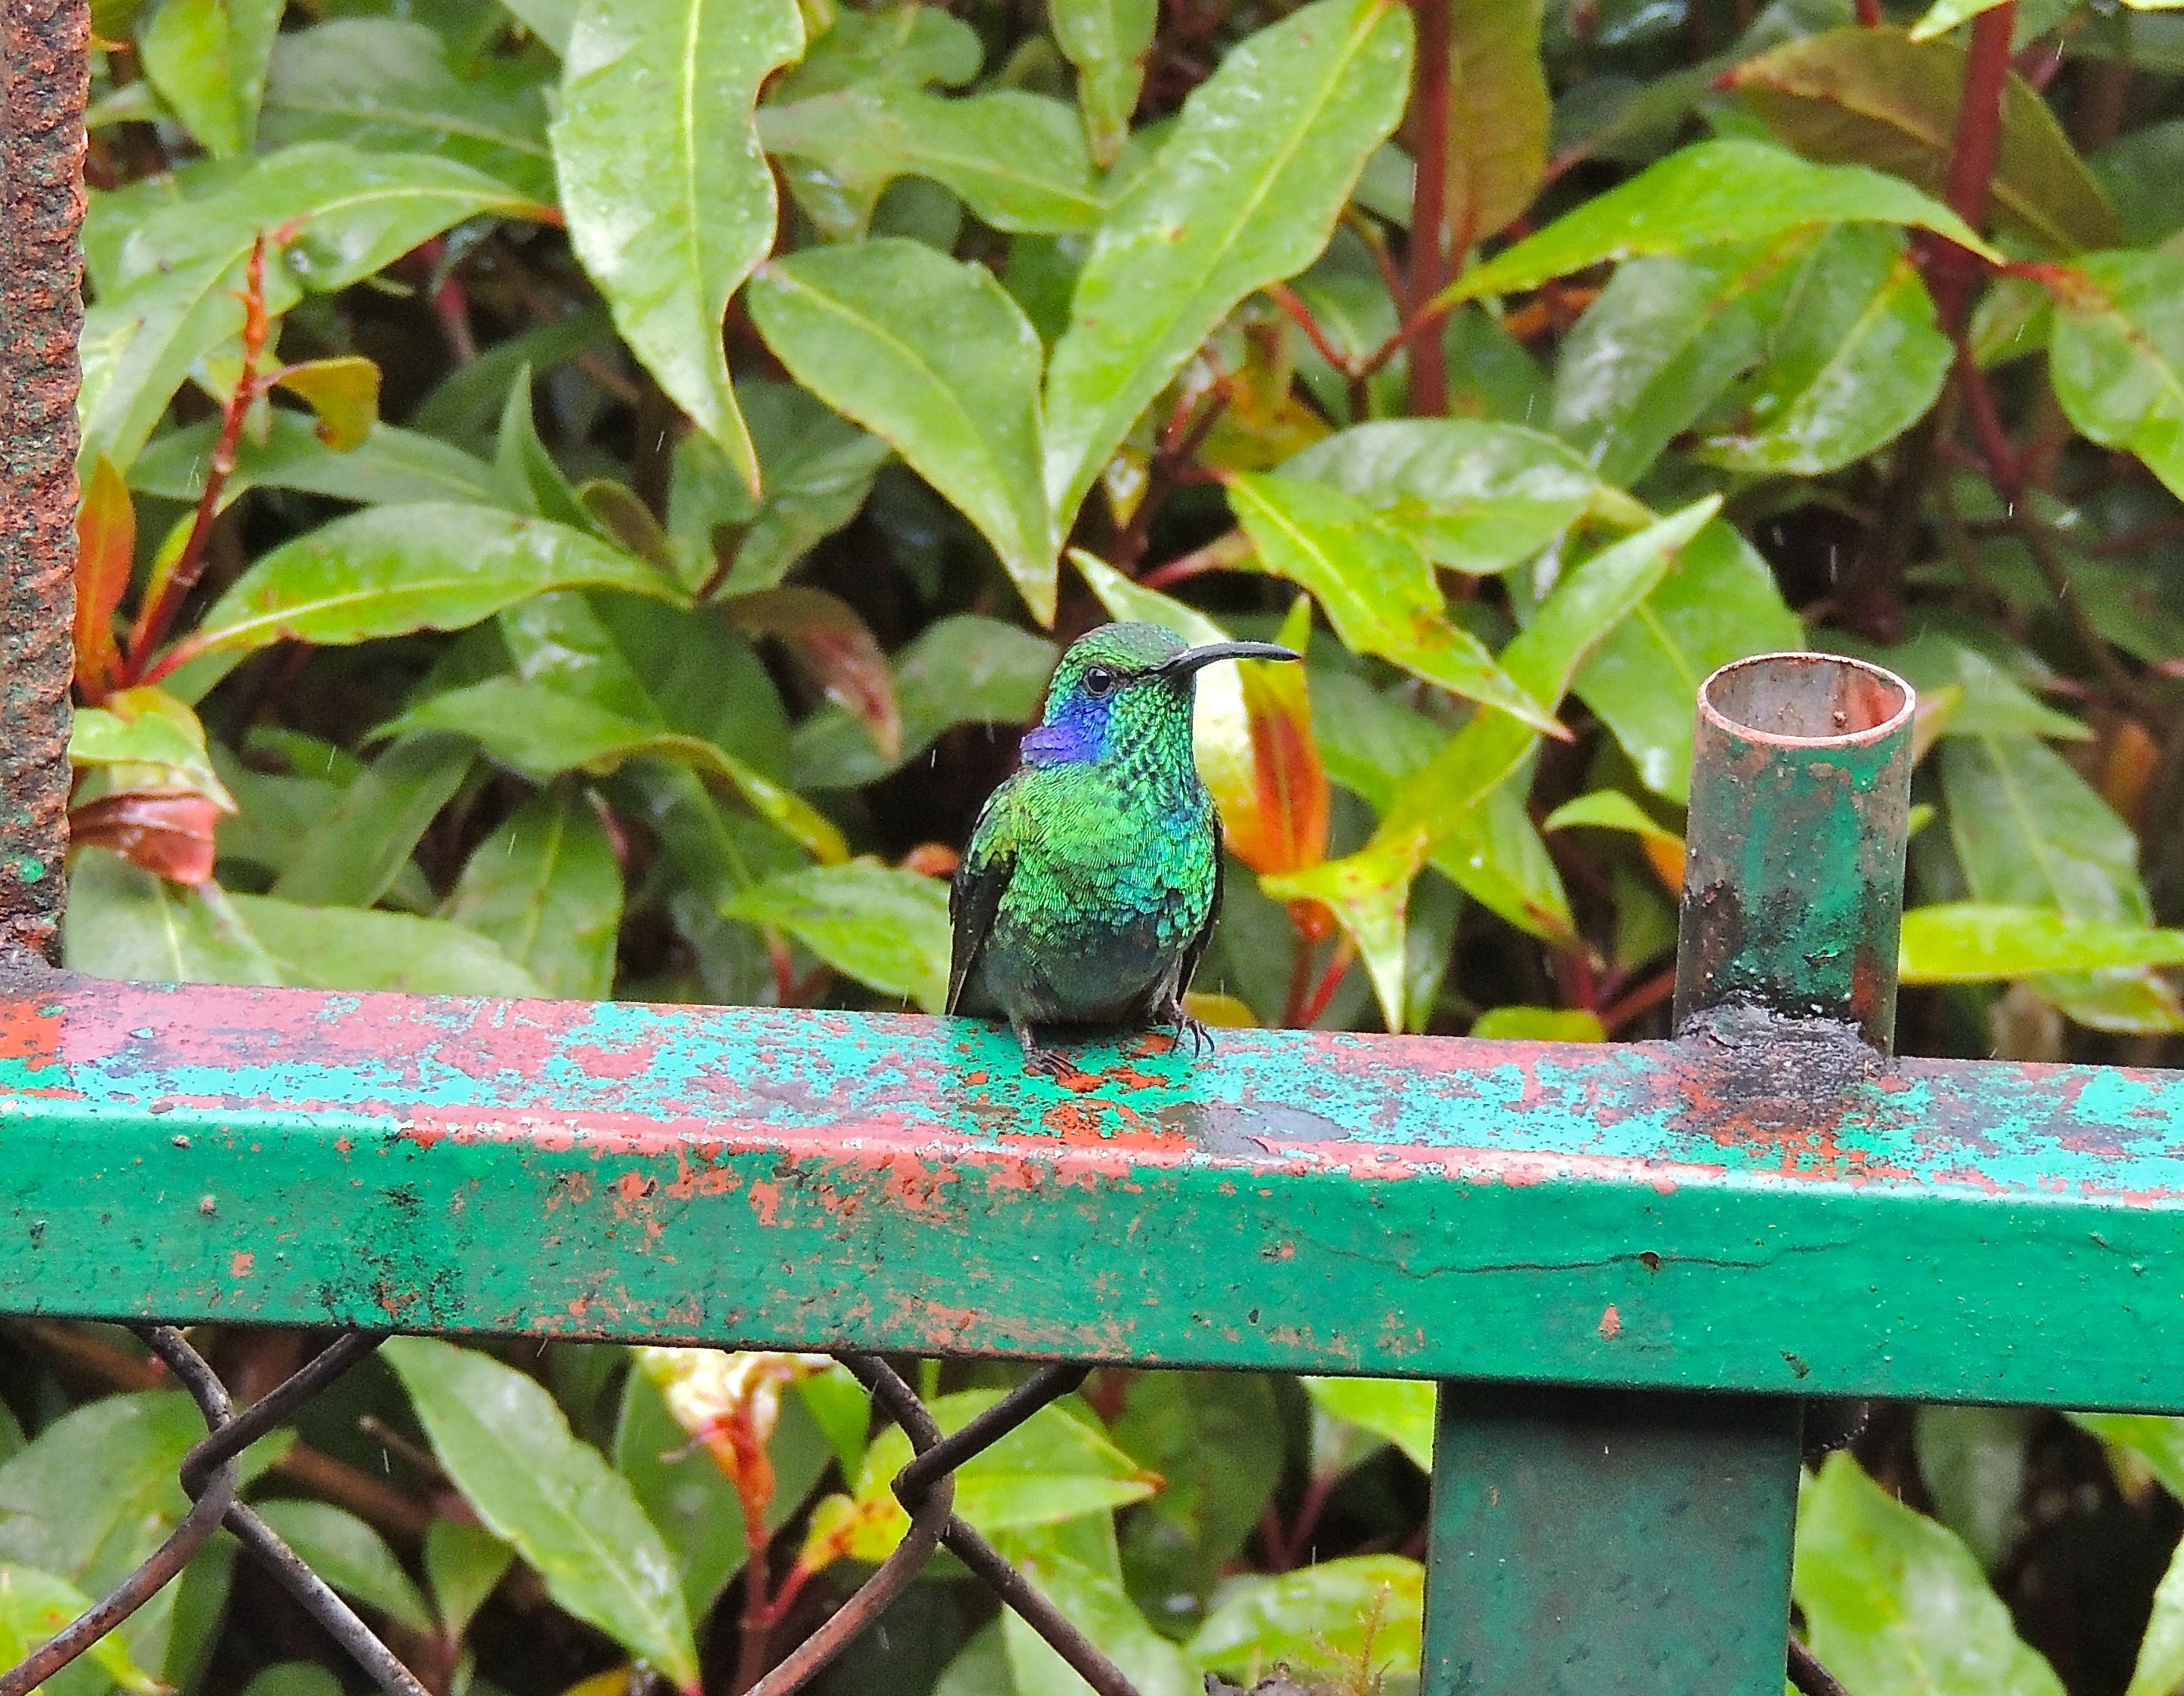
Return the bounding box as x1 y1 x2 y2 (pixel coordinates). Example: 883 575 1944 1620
947 621 1300 1069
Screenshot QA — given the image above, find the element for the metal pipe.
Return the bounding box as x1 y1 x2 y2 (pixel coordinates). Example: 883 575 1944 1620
1674 652 1917 1053
0 0 88 965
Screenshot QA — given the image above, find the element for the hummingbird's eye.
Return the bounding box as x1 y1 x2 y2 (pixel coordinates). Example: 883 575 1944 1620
1083 665 1119 696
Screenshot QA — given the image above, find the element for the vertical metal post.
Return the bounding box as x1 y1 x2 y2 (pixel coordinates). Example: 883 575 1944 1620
1419 652 1914 1696
0 0 88 965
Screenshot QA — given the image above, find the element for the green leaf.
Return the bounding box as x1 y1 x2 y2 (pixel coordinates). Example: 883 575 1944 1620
69 687 236 809
1908 0 2013 40
250 1501 435 1636
750 241 1059 621
1441 0 1548 248
1471 1005 1610 1041
261 19 556 199
137 0 282 158
1265 495 1719 1028
0 1564 163 1696
1914 1405 2034 1574
1795 1451 2064 1696
1049 0 1156 166
1574 520 1805 801
423 1522 514 1641
2090 120 2184 247
1279 419 1606 576
790 615 1056 790
1186 1555 1424 1685
229 899 544 995
1939 732 2179 1031
1730 29 2121 254
1441 138 1998 310
445 785 625 1000
1543 789 1683 851
2049 251 2184 504
1227 472 1559 733
1550 238 1808 486
1299 1378 1434 1471
184 504 685 661
383 1338 701 1690
2071 1414 2184 1502
1825 626 2088 744
667 380 892 598
2128 1531 2184 1696
1109 1372 1283 1625
132 412 497 509
391 678 846 865
772 2 981 101
1041 0 1415 528
551 0 804 495
64 851 284 987
997 1520 1198 1696
758 88 1105 238
80 145 551 470
1697 225 1951 476
726 862 950 1011
1900 905 2184 982
268 734 472 909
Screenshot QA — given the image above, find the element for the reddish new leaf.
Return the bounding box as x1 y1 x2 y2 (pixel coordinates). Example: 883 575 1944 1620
728 586 903 763
69 790 221 885
73 455 135 700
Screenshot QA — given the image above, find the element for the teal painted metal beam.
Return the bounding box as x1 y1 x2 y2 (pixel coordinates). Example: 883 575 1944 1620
4 965 2183 1409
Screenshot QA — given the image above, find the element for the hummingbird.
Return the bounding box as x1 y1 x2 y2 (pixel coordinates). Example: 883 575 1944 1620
947 621 1300 1070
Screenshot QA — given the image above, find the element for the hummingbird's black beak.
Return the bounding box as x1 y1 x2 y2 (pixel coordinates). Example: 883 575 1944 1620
1158 640 1301 679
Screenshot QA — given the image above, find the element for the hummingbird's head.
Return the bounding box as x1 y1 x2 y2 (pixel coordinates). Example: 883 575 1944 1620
1021 621 1299 767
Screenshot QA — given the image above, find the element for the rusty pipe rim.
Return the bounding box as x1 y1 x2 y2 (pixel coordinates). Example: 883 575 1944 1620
1697 652 1915 751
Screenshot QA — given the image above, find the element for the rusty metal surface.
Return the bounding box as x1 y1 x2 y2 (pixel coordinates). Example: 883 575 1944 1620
5 974 2184 1407
0 0 86 965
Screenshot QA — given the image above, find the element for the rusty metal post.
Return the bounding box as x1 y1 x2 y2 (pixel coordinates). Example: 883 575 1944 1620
1419 652 1915 1696
0 0 88 965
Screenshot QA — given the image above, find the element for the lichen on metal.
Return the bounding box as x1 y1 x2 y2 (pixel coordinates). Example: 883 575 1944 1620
0 0 87 965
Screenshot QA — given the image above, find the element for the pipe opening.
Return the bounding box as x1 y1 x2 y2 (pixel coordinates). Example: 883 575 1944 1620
1699 652 1914 748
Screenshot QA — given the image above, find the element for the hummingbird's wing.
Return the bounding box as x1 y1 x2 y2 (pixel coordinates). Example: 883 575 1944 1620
1175 821 1225 1001
947 794 1014 1015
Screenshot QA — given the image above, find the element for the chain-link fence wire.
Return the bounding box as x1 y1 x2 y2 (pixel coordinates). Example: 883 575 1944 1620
0 1331 1144 1696
0 1326 1859 1696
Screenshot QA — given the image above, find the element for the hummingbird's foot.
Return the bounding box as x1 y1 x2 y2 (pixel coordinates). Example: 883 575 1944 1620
1014 1022 1075 1078
1174 1013 1215 1057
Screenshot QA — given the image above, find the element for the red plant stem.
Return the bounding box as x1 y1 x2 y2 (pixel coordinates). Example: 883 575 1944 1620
1928 4 2015 336
1854 0 1881 24
1404 0 1452 418
1265 282 1355 376
1297 936 1355 1027
1600 967 1676 1036
1283 930 1319 1028
119 233 274 686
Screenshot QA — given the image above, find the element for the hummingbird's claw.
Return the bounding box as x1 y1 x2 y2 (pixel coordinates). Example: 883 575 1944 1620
1175 1014 1215 1057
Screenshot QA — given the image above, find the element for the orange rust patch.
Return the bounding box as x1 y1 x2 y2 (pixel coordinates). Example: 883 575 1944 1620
1597 1304 1622 1340
748 1179 783 1226
0 1000 61 1070
229 1251 254 1278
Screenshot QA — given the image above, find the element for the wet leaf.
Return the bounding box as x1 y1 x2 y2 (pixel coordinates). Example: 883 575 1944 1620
1265 496 1718 1027
183 504 684 661
1228 472 1559 732
773 2 981 101
1902 906 2184 982
1280 418 1606 576
1730 28 2121 254
552 0 804 495
1442 138 1997 310
1914 1406 2035 1574
1228 597 1332 880
790 615 1055 789
759 88 1104 238
0 1563 163 1695
251 1501 435 1636
1041 0 1415 528
69 790 224 887
750 240 1059 621
1471 1006 1610 1041
728 587 901 763
1441 0 1548 248
1796 1452 2064 1696
998 1519 1198 1696
726 861 950 1010
1574 519 1805 801
1051 0 1156 165
384 1338 700 1691
73 455 134 696
268 733 471 908
1698 225 1951 476
272 356 381 452
1300 1378 1434 1470
1110 1372 1283 1622
80 145 551 470
137 0 282 158
424 1522 514 1641
2048 251 2184 504
65 850 284 983
445 784 624 999
262 18 556 199
1187 1556 1424 1685
131 412 497 510
2128 1532 2184 1696
231 899 544 995
69 686 234 809
1544 788 1687 888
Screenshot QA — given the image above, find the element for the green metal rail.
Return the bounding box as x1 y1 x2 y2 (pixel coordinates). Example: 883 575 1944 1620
7 3 2184 1690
